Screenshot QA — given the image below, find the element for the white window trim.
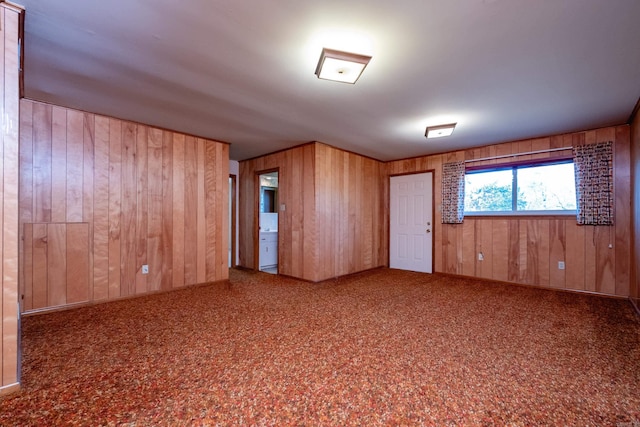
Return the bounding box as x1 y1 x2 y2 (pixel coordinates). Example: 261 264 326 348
463 159 576 216
465 210 577 217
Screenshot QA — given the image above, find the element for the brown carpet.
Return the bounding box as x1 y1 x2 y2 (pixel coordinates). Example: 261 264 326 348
1 268 639 426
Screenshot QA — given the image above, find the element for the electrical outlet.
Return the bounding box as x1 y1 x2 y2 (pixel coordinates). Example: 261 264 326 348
558 261 565 270
478 252 484 261
142 265 149 274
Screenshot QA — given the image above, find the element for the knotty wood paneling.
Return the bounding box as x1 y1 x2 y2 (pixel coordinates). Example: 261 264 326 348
1 3 22 392
239 142 385 282
19 100 229 314
386 125 632 297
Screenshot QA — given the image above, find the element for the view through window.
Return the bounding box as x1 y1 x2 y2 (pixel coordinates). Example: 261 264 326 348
464 161 577 214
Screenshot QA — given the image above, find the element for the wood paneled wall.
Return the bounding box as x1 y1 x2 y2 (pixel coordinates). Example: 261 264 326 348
239 144 317 280
314 143 386 281
239 142 386 282
631 114 640 310
19 100 229 313
23 223 90 309
1 3 21 393
387 126 632 297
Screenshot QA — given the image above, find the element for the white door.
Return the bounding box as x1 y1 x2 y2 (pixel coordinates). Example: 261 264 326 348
390 173 433 273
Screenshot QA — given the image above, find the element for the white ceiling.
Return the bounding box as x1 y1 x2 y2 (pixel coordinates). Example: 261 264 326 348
17 0 640 161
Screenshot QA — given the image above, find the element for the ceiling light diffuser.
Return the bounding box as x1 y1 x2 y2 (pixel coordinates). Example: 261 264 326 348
315 48 372 84
425 123 457 139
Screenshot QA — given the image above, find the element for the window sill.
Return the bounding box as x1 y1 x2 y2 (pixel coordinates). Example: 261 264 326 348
463 211 576 220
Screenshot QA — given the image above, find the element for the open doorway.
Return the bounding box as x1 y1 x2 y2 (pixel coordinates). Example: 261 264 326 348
257 171 278 274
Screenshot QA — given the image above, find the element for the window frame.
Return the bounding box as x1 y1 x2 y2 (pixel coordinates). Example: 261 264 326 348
463 156 577 217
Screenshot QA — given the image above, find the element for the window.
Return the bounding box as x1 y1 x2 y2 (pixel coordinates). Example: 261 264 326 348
464 160 577 215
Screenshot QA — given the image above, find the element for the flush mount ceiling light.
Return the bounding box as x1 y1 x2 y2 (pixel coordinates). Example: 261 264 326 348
315 48 372 84
425 123 457 139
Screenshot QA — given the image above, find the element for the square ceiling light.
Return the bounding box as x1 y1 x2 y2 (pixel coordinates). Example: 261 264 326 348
425 123 457 139
315 48 372 84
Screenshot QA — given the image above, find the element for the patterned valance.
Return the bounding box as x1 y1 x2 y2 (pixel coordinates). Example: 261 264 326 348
441 161 465 224
573 141 614 225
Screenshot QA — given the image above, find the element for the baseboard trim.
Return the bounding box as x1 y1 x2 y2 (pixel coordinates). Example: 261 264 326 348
232 265 255 273
22 278 232 317
275 266 387 284
437 271 628 300
630 298 640 318
0 382 20 396
313 266 387 284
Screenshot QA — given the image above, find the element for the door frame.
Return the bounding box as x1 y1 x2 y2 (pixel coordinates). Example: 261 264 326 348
254 168 280 271
388 170 436 271
229 174 237 268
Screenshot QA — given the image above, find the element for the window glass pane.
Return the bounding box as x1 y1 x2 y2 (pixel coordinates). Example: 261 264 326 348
464 169 513 212
517 163 576 211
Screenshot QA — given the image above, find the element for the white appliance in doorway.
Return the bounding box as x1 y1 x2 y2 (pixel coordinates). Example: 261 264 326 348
389 172 433 273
